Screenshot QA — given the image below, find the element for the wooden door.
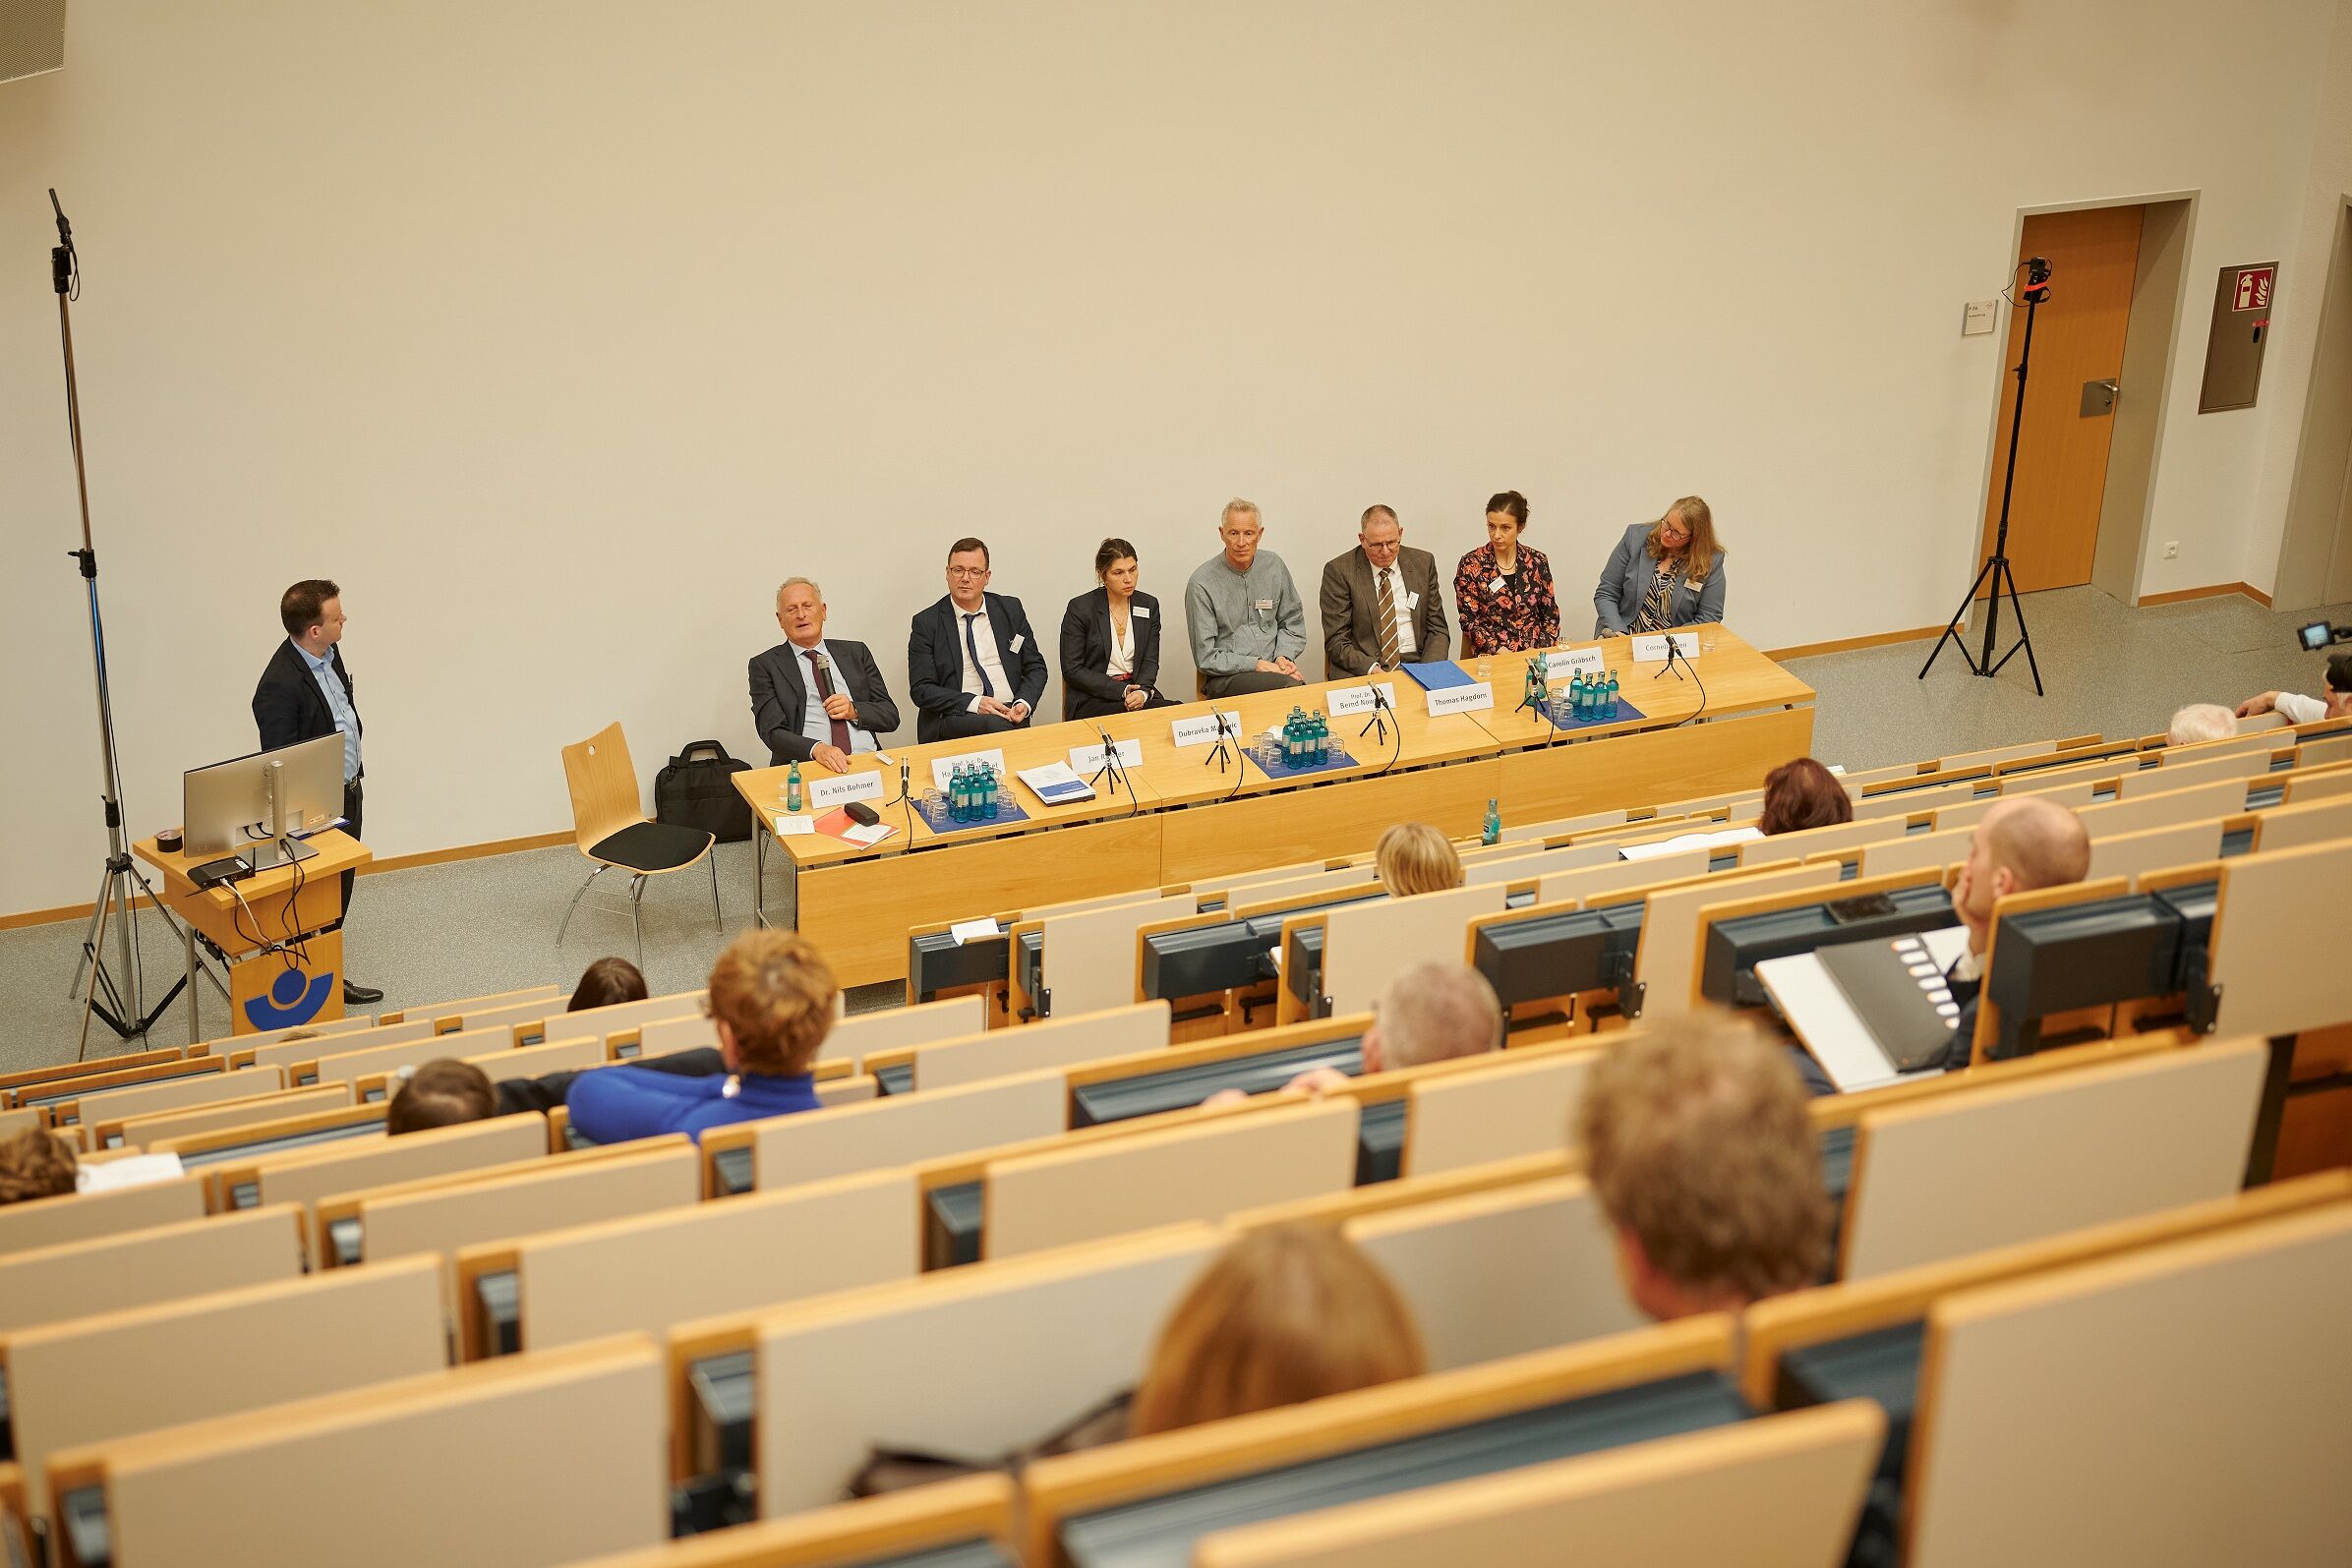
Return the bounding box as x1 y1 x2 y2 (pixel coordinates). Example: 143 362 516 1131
1979 205 2144 594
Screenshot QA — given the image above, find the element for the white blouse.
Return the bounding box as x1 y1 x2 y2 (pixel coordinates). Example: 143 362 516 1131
1106 608 1136 678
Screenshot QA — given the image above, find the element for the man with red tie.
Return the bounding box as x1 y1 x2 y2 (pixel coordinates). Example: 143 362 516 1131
748 577 902 772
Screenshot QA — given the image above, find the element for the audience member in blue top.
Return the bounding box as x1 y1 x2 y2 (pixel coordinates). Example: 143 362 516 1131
566 929 835 1143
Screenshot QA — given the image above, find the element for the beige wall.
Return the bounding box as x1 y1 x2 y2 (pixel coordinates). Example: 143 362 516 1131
0 0 2343 914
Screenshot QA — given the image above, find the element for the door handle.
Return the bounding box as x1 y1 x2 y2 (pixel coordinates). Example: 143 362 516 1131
2080 377 2121 417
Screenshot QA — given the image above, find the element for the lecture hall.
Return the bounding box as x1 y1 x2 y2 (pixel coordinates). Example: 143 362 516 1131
2 3 2349 1565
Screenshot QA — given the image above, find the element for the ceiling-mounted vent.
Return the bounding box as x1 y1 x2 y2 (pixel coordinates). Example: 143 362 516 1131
1 0 67 86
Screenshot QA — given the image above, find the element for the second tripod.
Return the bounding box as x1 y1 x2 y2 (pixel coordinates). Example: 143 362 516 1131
1920 256 2051 696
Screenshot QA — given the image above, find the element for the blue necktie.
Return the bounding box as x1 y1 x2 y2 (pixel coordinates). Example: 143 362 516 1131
963 612 996 698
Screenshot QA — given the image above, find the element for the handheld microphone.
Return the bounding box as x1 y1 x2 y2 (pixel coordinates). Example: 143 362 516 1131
49 188 71 246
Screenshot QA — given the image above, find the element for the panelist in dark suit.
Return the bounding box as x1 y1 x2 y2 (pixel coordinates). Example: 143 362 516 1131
1319 505 1451 678
251 578 379 1006
907 537 1049 743
1060 538 1175 721
748 577 901 772
1593 496 1729 638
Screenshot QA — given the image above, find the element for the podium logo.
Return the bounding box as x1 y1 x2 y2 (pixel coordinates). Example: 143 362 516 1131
245 966 334 1030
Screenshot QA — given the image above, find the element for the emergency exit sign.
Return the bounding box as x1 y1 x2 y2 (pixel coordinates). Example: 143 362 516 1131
2233 266 2275 312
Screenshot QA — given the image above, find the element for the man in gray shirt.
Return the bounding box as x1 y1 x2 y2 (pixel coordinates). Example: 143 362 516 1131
1185 498 1309 698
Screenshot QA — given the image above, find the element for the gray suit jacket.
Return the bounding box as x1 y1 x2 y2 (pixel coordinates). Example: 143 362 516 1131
1319 547 1451 678
1593 522 1728 637
748 639 901 766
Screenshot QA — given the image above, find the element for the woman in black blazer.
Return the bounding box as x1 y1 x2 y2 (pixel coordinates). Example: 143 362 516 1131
1061 538 1175 720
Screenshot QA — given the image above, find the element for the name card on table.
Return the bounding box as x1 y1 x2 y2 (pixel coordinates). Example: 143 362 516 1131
929 749 1009 792
1426 681 1496 716
1539 648 1605 682
1629 632 1702 664
1326 683 1398 717
808 771 886 810
1070 738 1145 772
1171 712 1246 748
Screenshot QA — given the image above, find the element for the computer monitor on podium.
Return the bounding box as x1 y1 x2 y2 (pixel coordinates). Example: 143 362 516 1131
184 733 345 869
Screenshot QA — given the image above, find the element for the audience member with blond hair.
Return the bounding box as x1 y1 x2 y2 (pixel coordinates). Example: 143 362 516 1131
566 929 837 1142
1131 1223 1426 1435
387 1059 496 1135
0 1128 79 1205
2165 703 2238 746
1577 1011 1830 1320
1375 822 1461 897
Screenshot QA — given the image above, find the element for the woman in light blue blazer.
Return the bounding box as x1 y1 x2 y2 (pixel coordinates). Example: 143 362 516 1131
1592 496 1727 637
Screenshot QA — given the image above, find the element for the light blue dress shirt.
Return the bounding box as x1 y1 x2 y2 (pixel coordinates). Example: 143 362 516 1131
294 641 362 783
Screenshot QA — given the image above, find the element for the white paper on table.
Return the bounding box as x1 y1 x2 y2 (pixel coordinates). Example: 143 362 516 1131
1017 762 1097 806
77 1152 186 1192
1757 926 1970 1092
929 748 1008 793
773 817 816 838
841 822 896 847
1617 826 1763 861
949 918 1000 946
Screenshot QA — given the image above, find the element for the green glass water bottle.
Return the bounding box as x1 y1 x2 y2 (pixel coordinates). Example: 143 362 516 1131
1483 797 1501 845
785 762 802 813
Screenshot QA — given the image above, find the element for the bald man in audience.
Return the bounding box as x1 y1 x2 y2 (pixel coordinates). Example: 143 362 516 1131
1206 961 1503 1105
1930 793 2091 1071
2166 703 2237 745
1578 1011 1831 1320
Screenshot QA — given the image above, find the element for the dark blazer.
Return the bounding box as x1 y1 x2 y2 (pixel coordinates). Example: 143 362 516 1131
908 592 1049 740
1593 522 1729 637
253 638 359 761
1932 971 1985 1074
748 639 901 766
1059 588 1165 712
1319 547 1450 678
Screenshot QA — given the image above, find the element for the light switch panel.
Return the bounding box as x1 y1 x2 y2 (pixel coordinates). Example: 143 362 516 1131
1963 300 1998 336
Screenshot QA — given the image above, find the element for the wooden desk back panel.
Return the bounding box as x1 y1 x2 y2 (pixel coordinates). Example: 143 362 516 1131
1405 1053 1598 1179
815 1074 878 1108
1232 864 1391 911
1039 895 1196 1017
1858 829 1971 878
197 1012 375 1057
5 1254 446 1511
2072 778 2249 839
913 1001 1171 1090
1736 814 1909 867
1462 841 1623 887
986 1099 1361 1260
748 1070 1068 1191
233 1016 436 1071
2087 820 2225 887
1193 1401 1884 1568
361 1143 702 1265
1346 1176 1641 1371
2285 765 2352 802
559 989 710 1040
2116 747 2268 796
1934 777 2100 834
827 996 988 1073
1843 1040 2267 1280
1632 863 1838 1020
0 1205 306 1334
2251 792 2352 851
252 1115 549 1215
551 1478 1019 1568
297 1023 517 1089
393 982 561 1024
1908 1207 2352 1567
104 1086 352 1150
65 1067 290 1131
755 1227 1222 1514
0 1176 207 1260
516 1170 917 1352
2212 841 2352 1038
1537 848 1706 907
438 996 560 1040
1846 784 1972 823
89 1337 668 1568
2299 730 2352 767
1324 886 1508 1015
2157 728 2293 765
1494 806 1628 843
632 1013 719 1059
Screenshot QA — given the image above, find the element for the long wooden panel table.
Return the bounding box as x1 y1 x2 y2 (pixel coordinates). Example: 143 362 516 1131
734 628 1811 986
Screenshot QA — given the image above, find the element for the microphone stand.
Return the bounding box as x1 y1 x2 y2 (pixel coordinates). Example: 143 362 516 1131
47 189 205 1056
1361 684 1403 775
1355 680 1390 748
1205 711 1236 775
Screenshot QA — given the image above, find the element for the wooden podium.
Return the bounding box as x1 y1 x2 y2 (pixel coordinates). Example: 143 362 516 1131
133 831 372 1043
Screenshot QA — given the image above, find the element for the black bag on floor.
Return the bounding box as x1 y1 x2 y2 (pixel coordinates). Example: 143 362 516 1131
654 740 754 842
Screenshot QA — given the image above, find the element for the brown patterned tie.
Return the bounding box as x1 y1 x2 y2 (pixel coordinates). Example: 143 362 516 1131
1374 569 1400 669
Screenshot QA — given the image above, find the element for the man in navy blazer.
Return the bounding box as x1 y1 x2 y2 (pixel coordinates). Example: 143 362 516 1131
251 578 380 1006
749 577 901 771
908 537 1049 743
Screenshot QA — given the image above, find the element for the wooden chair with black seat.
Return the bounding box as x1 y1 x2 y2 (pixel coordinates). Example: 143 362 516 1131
559 723 721 966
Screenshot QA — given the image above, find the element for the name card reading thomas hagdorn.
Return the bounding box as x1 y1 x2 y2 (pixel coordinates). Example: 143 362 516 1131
1425 682 1496 716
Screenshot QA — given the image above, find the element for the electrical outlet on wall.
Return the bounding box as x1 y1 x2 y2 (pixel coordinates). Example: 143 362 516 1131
2162 542 2180 559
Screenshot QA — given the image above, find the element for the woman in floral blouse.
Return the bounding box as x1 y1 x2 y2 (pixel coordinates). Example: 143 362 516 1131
1452 491 1560 657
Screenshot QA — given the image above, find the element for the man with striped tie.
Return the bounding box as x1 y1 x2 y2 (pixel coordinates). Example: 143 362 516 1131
749 577 902 772
1318 504 1451 679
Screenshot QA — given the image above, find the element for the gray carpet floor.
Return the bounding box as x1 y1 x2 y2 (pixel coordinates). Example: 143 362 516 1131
5 585 2342 1074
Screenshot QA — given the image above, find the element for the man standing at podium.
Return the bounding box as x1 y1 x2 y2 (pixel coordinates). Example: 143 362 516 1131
253 579 380 1006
